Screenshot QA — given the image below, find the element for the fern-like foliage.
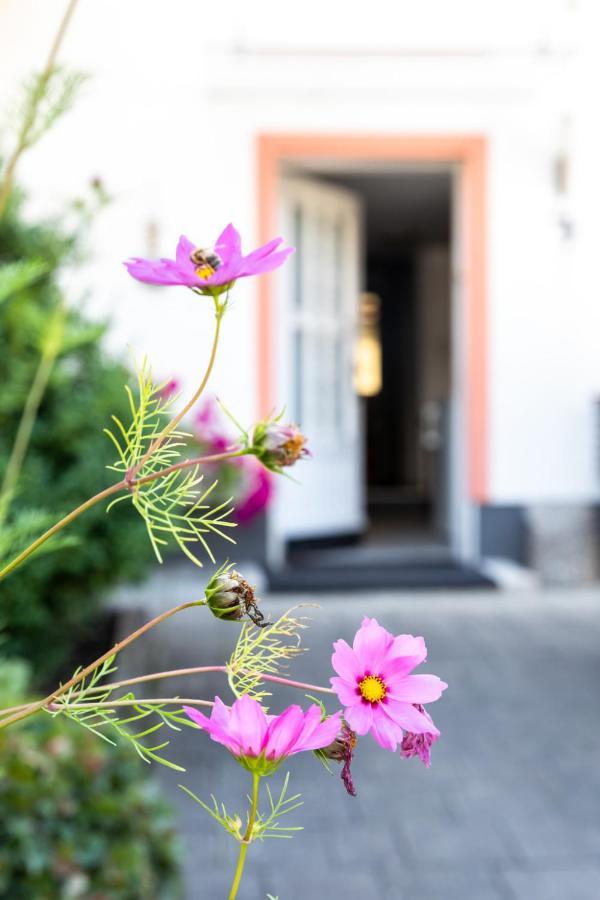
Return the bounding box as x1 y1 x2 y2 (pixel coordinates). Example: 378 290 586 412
0 509 78 561
51 656 199 772
179 772 303 843
9 67 86 153
227 606 310 704
104 359 236 566
0 260 48 305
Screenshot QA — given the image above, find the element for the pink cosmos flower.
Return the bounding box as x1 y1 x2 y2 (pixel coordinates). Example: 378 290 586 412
330 617 447 754
184 694 342 776
124 224 293 293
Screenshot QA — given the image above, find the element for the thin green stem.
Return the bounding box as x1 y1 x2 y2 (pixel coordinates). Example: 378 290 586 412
51 697 214 710
0 480 125 581
0 599 204 730
0 0 80 218
130 304 223 478
229 773 260 900
133 448 245 488
75 665 336 697
0 304 65 524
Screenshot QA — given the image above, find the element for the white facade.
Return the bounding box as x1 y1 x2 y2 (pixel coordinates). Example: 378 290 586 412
1 0 599 561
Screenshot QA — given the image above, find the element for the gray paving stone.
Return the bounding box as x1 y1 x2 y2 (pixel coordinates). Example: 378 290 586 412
136 585 600 899
500 864 600 900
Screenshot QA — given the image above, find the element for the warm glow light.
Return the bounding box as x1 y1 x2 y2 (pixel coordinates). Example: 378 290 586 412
354 292 382 397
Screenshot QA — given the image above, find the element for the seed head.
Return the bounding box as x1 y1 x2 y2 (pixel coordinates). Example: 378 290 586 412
205 565 268 627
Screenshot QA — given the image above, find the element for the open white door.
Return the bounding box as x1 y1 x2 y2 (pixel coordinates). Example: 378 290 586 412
269 175 365 564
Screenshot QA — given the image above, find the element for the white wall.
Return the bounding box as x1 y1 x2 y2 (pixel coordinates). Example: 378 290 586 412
1 0 599 504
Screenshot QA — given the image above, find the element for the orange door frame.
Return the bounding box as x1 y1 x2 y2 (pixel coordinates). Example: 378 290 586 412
256 133 487 502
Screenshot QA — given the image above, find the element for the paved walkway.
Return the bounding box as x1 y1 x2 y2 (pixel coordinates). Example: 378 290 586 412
121 585 600 899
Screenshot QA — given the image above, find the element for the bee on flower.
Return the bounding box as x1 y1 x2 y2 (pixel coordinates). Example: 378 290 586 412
124 224 293 297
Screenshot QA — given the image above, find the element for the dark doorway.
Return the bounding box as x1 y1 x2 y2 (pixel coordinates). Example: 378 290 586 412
330 169 452 544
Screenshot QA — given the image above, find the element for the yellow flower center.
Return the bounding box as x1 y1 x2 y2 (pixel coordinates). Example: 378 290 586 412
195 263 216 280
358 674 386 704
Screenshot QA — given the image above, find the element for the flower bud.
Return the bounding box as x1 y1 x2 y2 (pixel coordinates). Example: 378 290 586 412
205 566 267 627
250 420 309 472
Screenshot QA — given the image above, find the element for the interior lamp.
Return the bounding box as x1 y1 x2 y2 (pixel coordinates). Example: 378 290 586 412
354 292 382 397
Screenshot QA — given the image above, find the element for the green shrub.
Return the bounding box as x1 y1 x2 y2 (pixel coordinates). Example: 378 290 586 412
0 192 153 683
0 659 181 899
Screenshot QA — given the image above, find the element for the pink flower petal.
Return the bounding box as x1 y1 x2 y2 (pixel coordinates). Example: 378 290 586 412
239 246 294 276
241 236 283 265
343 702 374 735
331 639 361 681
183 705 211 729
297 712 343 752
387 674 448 704
352 617 394 670
214 223 242 261
210 696 232 730
383 700 440 736
330 676 361 707
175 234 196 267
292 708 343 753
264 705 305 759
370 709 404 751
228 694 268 756
387 634 427 667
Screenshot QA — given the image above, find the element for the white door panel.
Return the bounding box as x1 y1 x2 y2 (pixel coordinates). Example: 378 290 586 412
270 176 365 552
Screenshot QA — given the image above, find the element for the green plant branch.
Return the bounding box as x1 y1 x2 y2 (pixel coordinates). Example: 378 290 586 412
0 667 335 723
229 772 261 900
75 665 336 698
0 449 242 582
0 0 80 218
0 303 66 524
0 599 204 730
51 698 214 711
0 305 234 582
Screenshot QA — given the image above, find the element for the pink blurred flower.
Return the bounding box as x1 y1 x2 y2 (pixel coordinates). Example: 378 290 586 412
330 617 447 754
399 704 440 767
235 463 274 524
124 224 293 293
194 397 275 522
194 397 231 454
185 695 342 776
158 377 180 400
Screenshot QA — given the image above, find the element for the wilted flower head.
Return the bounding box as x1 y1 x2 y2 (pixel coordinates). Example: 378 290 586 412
250 417 309 473
330 617 447 755
320 722 358 797
205 564 266 627
184 695 343 776
124 224 293 295
399 704 440 767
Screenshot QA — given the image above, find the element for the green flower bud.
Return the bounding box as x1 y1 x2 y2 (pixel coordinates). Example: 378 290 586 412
250 419 310 473
205 565 267 627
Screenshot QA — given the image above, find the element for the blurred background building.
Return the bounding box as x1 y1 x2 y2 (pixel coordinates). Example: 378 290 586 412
1 0 599 589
